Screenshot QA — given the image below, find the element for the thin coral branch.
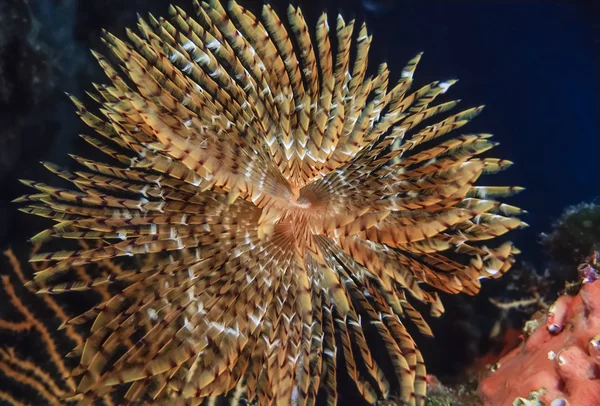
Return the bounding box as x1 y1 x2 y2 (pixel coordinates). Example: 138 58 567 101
0 248 122 405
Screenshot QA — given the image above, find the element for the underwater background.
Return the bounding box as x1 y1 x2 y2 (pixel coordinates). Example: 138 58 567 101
0 0 598 404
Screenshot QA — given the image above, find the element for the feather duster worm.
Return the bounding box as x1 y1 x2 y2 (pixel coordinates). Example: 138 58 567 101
15 1 526 404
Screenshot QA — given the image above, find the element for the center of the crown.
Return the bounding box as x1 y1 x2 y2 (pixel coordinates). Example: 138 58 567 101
288 184 313 209
289 196 312 209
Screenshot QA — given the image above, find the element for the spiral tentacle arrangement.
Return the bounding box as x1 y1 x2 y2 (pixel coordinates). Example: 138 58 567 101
16 1 526 404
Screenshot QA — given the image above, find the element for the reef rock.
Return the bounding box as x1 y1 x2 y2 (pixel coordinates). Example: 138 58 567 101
479 259 600 406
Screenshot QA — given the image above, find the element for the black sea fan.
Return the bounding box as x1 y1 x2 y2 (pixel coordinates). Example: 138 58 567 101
16 0 526 404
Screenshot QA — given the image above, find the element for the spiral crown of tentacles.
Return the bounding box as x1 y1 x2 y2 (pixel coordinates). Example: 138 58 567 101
15 1 526 404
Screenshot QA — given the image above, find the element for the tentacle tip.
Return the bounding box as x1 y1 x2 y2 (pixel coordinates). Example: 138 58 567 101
18 179 34 187
25 280 43 293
